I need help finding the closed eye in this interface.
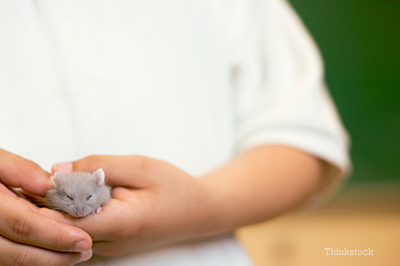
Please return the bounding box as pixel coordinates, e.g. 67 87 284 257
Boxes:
87 195 92 200
67 195 74 200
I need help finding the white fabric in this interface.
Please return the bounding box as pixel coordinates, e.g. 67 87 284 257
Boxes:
0 0 350 265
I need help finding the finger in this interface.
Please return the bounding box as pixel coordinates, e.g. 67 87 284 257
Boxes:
0 182 19 198
0 235 92 266
0 148 52 196
0 184 39 211
0 193 92 252
15 195 41 212
53 155 154 188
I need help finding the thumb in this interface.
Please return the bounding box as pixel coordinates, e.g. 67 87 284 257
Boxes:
0 148 52 196
52 155 152 188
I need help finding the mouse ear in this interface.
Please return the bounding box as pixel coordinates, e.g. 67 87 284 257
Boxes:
92 168 105 186
51 172 61 187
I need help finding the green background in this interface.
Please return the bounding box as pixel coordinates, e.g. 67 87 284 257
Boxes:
288 0 400 182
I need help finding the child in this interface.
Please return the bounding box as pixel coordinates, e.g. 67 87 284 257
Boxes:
0 0 349 265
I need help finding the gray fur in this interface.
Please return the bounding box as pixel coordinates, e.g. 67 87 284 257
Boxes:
46 170 111 218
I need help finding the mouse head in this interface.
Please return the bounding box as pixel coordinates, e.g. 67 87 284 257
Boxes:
49 168 108 218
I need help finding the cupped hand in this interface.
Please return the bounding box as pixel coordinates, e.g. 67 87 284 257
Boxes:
0 148 93 266
47 155 218 256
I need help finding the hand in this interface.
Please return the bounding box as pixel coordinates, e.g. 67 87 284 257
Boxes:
0 148 93 266
45 146 322 257
46 155 218 256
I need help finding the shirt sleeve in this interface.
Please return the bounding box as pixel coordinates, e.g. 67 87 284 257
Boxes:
232 0 351 207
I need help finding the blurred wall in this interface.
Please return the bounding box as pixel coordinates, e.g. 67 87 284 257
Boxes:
288 0 400 182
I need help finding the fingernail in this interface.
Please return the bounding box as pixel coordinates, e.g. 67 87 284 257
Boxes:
78 249 93 262
74 240 90 252
54 162 72 174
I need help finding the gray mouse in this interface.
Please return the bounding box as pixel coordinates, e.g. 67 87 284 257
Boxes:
46 168 111 218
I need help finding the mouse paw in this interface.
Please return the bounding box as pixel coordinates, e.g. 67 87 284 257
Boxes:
95 206 102 214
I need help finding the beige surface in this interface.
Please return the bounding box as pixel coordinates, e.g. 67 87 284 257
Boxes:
236 182 400 266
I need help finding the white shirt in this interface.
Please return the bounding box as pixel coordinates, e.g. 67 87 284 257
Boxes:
0 0 350 265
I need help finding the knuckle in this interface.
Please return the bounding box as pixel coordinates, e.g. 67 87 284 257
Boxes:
76 155 101 171
84 155 98 163
11 216 31 242
22 159 42 179
131 155 151 172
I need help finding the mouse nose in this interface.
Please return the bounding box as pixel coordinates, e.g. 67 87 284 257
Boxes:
76 212 85 218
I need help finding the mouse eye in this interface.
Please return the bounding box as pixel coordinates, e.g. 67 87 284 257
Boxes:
67 195 74 200
87 195 92 200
